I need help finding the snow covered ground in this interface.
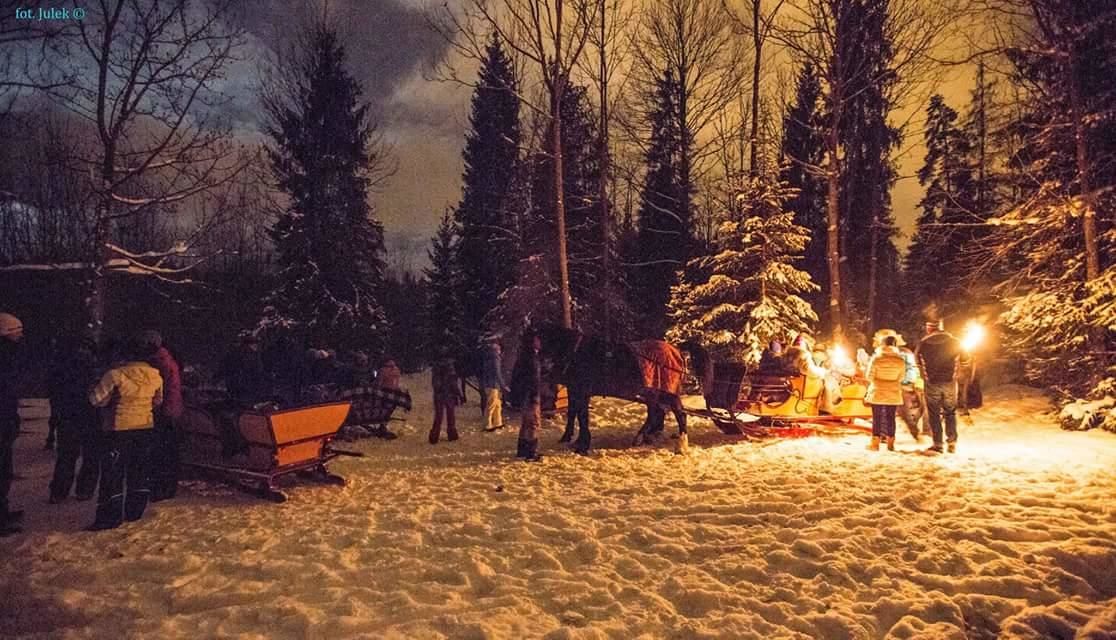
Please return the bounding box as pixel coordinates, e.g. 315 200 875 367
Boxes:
3 377 1116 639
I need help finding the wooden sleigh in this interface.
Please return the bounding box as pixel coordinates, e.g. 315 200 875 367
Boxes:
177 401 360 502
694 373 873 439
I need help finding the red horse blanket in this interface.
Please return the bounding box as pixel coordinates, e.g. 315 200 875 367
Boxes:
629 340 686 395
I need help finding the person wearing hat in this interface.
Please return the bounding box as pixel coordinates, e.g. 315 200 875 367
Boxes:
916 320 961 454
142 331 183 502
47 334 101 503
864 335 906 451
87 336 164 530
481 337 507 432
0 312 25 534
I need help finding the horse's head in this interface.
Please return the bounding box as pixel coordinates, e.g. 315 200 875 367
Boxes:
678 340 713 390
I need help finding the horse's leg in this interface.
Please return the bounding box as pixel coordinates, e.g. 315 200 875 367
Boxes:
573 392 591 455
559 394 575 443
672 397 689 455
638 404 651 444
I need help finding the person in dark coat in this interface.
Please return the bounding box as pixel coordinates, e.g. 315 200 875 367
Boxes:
221 334 269 406
217 334 267 456
757 339 786 375
916 320 961 454
47 335 101 503
0 312 25 535
265 335 306 406
511 331 543 462
481 339 507 432
142 331 183 502
430 357 463 444
957 350 977 416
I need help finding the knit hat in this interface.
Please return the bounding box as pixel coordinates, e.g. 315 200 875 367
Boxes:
0 313 23 338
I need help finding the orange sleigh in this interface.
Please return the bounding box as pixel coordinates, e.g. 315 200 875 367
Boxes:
177 401 360 502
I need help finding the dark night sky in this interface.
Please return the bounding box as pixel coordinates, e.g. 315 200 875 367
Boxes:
218 1 975 265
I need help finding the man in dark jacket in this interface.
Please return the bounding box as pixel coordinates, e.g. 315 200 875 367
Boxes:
511 331 543 462
47 335 101 503
916 321 961 454
0 312 25 535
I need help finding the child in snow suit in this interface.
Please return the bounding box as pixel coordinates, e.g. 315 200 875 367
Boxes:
87 337 164 530
865 335 906 451
430 358 463 444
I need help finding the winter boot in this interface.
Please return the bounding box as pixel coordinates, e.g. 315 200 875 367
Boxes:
447 428 459 442
947 442 956 454
886 437 895 452
867 436 880 451
675 432 690 455
518 438 542 462
516 438 529 459
428 429 440 445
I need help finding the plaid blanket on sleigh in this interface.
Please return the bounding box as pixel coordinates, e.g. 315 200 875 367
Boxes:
339 385 413 425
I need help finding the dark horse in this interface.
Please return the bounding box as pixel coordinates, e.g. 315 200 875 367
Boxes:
513 323 692 455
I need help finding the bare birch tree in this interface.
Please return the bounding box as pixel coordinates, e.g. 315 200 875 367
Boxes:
44 0 248 340
632 0 746 227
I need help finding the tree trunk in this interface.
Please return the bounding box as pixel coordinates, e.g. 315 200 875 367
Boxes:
976 60 987 215
867 212 879 328
1067 48 1103 358
749 0 762 175
552 86 573 329
598 0 611 340
826 80 844 342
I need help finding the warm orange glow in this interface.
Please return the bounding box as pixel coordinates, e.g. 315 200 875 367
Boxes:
961 321 986 352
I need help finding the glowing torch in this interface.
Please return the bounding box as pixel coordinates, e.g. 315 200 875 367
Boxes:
961 321 986 353
828 344 853 372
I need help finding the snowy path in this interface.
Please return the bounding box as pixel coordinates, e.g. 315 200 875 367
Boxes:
3 380 1116 639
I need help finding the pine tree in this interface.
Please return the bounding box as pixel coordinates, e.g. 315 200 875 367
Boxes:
631 70 691 338
456 34 521 349
522 81 607 332
908 94 976 317
667 173 818 364
990 1 1116 402
837 0 902 333
259 21 389 354
424 211 467 361
781 64 827 313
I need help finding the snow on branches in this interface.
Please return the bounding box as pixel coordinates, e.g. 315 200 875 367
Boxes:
667 173 818 364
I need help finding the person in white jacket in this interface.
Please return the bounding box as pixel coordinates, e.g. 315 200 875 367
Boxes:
864 335 906 452
87 337 163 531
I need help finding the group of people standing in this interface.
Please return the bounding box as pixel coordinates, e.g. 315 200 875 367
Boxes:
425 332 546 462
863 320 978 454
0 313 182 537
